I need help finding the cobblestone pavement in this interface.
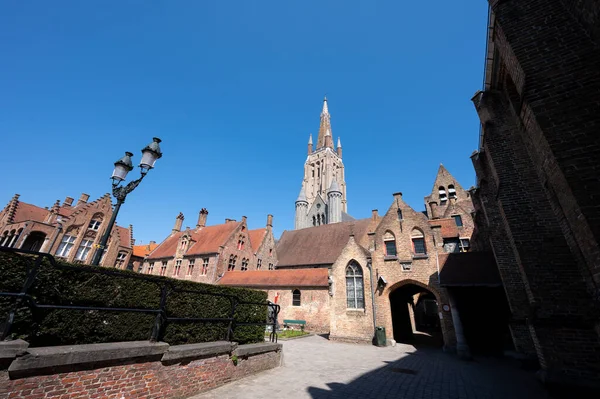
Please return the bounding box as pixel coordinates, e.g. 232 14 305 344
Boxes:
192 335 549 399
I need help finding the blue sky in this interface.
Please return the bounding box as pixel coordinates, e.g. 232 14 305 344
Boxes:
0 1 488 244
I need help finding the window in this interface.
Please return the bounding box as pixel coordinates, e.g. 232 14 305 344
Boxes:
411 229 427 255
453 215 463 227
383 231 397 257
114 251 127 268
88 220 101 231
148 262 155 274
237 237 245 250
228 255 237 271
292 289 301 306
459 238 471 253
269 248 273 256
312 216 316 226
160 261 167 276
346 262 364 309
56 235 76 257
257 259 262 270
241 258 248 271
268 263 274 270
443 238 460 253
187 259 195 276
202 258 209 275
75 239 94 261
174 259 182 276
439 186 447 204
448 184 456 199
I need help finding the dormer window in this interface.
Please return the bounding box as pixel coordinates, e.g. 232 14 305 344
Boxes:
88 220 101 231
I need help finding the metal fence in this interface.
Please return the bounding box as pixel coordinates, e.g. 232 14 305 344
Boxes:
0 246 279 343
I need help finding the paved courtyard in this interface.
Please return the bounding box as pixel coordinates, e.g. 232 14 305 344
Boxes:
192 335 549 399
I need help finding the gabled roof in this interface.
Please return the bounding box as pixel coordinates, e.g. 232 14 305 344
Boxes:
277 219 373 267
428 218 459 238
147 221 241 260
248 228 267 253
439 252 502 287
12 202 50 224
218 269 329 288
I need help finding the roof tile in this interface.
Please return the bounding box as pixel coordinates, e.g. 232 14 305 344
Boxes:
219 269 329 288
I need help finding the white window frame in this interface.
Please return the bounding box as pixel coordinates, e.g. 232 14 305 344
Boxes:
88 220 102 231
56 235 76 258
75 239 94 261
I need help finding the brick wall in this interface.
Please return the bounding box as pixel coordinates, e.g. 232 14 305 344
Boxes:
0 341 281 399
266 288 330 333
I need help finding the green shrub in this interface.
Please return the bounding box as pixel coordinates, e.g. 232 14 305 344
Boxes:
0 251 267 347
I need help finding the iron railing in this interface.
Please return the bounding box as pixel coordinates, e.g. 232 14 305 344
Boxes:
0 246 279 343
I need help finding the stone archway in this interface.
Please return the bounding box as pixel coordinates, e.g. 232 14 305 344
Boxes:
388 280 444 347
21 231 47 252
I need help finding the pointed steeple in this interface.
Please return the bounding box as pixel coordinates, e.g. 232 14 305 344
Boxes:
329 178 341 193
296 185 307 203
324 128 334 149
308 134 313 145
322 96 329 115
336 136 342 158
337 137 341 148
316 97 332 150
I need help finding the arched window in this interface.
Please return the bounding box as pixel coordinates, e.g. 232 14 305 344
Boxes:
241 258 249 271
383 231 397 257
292 289 301 306
346 262 364 309
411 229 427 255
448 184 456 199
313 216 317 226
438 186 447 204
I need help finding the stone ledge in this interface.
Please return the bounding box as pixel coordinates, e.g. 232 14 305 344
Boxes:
234 342 282 357
8 340 169 379
161 341 235 363
0 340 30 368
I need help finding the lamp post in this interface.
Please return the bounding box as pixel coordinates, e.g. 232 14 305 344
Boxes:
90 137 163 266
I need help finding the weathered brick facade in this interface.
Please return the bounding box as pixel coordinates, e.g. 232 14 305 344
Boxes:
267 288 330 334
142 212 277 285
0 193 133 268
470 0 600 390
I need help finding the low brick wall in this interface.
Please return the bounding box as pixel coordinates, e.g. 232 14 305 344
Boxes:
0 340 282 399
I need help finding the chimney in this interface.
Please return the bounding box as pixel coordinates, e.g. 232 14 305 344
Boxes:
429 201 439 219
392 192 403 199
267 214 273 227
63 196 74 207
150 240 156 245
371 209 378 222
173 212 184 233
77 193 90 207
196 208 209 228
225 218 236 223
242 216 247 223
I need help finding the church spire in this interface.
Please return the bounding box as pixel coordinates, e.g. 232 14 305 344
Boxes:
316 97 332 150
308 134 313 154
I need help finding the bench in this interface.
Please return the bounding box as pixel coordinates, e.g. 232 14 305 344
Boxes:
283 319 306 331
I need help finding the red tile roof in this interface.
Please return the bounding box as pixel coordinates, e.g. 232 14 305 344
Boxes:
147 222 241 260
428 218 459 238
248 228 267 253
218 269 329 288
12 202 49 224
276 219 373 267
132 243 159 258
438 252 502 287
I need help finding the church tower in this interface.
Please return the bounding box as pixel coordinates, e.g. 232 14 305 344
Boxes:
294 97 349 229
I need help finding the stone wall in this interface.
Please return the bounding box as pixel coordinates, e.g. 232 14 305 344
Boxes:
0 340 281 399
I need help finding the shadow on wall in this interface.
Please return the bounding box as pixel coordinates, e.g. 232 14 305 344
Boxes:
305 345 550 399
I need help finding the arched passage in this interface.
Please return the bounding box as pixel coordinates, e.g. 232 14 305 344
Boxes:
389 281 443 347
21 231 47 252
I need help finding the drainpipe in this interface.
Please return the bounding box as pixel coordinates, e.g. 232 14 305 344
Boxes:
366 256 377 338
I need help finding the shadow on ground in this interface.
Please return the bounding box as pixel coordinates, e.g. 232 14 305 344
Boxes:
306 345 551 399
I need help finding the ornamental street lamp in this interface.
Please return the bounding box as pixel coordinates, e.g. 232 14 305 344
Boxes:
90 137 163 266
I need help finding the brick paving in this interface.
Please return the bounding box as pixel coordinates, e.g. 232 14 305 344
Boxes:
191 335 549 399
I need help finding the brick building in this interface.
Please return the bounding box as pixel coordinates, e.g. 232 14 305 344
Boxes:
130 241 158 271
142 210 277 284
469 0 600 391
0 193 133 268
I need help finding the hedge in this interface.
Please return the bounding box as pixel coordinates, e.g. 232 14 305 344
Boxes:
0 251 268 347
